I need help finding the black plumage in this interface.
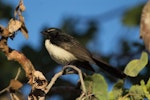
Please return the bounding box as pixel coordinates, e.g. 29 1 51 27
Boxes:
42 28 126 79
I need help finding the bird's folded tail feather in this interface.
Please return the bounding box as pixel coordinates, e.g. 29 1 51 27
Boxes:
92 57 126 79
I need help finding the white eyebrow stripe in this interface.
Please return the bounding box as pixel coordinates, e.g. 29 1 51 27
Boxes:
47 29 56 32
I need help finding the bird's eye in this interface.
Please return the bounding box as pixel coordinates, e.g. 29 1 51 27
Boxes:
53 31 59 38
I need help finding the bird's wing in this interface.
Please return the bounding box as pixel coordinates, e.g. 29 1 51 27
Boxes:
51 34 95 63
50 33 126 79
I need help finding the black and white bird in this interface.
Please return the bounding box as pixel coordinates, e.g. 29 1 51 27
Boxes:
41 28 126 79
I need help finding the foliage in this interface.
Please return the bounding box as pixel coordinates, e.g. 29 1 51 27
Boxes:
124 52 148 77
77 51 148 100
82 74 108 100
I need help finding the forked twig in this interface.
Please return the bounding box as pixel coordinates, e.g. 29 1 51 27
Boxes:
45 65 86 94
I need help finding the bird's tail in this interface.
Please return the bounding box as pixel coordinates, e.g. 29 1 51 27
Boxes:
92 57 126 79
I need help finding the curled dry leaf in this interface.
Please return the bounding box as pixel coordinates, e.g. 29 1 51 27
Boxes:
14 0 25 17
14 5 19 17
0 38 9 54
20 26 28 39
19 1 26 12
13 0 28 39
8 19 22 34
7 18 28 39
19 15 24 23
0 25 10 37
140 1 150 52
32 71 48 89
19 15 28 39
9 79 23 90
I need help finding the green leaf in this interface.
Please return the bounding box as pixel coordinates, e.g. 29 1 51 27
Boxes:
146 78 150 92
140 80 150 99
84 73 108 100
109 80 124 100
124 51 148 77
129 85 144 99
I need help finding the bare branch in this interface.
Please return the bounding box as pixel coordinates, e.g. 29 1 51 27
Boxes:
0 68 24 100
0 0 48 100
63 65 86 93
45 69 64 93
44 65 87 97
15 68 21 80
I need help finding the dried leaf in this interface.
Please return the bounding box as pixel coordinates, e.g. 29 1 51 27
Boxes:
14 5 19 17
140 1 150 52
0 25 10 37
0 38 9 55
14 0 25 17
8 19 22 34
18 13 28 39
9 79 23 90
12 0 28 39
19 1 25 12
32 71 48 89
19 15 24 23
21 24 28 39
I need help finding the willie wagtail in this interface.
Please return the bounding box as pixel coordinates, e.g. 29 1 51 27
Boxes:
41 28 126 79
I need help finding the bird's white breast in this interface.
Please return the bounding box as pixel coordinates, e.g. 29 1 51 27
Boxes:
45 40 77 65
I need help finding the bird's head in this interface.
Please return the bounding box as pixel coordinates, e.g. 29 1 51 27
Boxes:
41 28 62 39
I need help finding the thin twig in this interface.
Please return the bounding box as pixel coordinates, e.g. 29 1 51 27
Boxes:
0 87 8 94
0 68 21 94
45 65 87 98
9 93 20 100
15 67 21 80
0 68 22 96
45 70 64 93
63 65 86 93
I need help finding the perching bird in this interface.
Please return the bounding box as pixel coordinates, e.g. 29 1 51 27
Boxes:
41 28 126 79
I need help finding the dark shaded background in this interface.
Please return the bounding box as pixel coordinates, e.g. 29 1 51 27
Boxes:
0 1 149 100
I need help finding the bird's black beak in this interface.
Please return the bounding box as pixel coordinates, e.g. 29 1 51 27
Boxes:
41 30 47 35
41 30 50 39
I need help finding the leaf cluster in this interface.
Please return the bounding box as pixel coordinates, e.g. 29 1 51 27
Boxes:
79 51 149 100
